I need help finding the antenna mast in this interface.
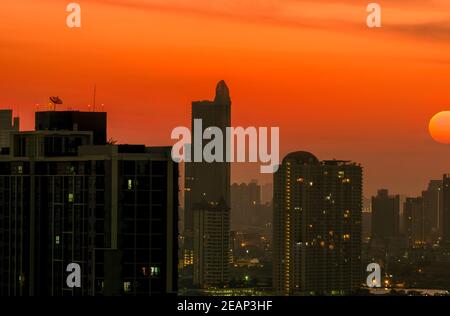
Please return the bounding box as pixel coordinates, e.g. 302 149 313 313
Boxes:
93 85 96 112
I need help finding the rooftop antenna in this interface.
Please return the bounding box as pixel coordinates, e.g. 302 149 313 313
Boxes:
49 96 63 111
93 84 96 112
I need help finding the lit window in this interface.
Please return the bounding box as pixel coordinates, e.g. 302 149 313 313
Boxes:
68 193 74 203
127 179 133 190
123 282 132 293
55 235 60 245
17 165 23 174
150 266 160 276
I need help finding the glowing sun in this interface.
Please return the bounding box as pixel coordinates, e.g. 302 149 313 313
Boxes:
429 111 450 144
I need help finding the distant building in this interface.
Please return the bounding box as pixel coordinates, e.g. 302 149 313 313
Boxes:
273 151 362 295
231 181 261 229
0 113 178 296
362 197 372 243
422 180 443 241
442 175 450 243
404 197 425 247
398 194 407 235
371 189 400 240
0 109 19 154
261 183 273 205
184 81 231 287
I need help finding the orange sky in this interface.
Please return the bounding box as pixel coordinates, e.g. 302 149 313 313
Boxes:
2 0 450 196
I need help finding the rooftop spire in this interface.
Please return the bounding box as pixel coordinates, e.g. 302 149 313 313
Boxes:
214 80 231 105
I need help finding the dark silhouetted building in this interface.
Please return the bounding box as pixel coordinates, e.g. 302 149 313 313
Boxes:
421 180 442 243
273 151 362 295
371 189 400 240
231 181 260 228
261 183 273 205
184 81 231 288
0 110 19 154
231 181 272 230
35 111 107 145
442 174 450 243
0 115 178 296
362 198 372 243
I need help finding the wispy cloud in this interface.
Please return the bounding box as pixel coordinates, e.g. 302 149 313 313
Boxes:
84 0 450 42
37 0 450 45
390 21 450 42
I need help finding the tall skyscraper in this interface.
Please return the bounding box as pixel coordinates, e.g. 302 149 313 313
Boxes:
371 189 400 240
273 151 362 295
0 111 178 296
0 109 19 154
184 81 231 288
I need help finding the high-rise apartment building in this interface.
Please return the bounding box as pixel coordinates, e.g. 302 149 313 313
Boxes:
0 111 178 296
371 189 400 240
273 151 362 295
192 202 229 287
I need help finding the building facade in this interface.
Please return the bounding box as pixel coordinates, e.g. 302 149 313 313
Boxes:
0 112 178 296
273 151 362 295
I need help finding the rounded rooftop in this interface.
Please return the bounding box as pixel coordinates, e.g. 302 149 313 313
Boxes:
282 151 319 164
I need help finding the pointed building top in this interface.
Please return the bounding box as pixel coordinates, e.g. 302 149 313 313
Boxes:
214 80 231 105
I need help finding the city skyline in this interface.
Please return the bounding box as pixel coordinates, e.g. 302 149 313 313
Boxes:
2 96 450 296
2 1 450 197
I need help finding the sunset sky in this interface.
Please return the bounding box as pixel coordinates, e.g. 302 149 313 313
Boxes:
2 0 450 196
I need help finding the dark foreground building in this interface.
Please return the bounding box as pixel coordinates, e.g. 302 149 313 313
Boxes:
273 151 362 295
35 111 107 145
0 112 178 296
